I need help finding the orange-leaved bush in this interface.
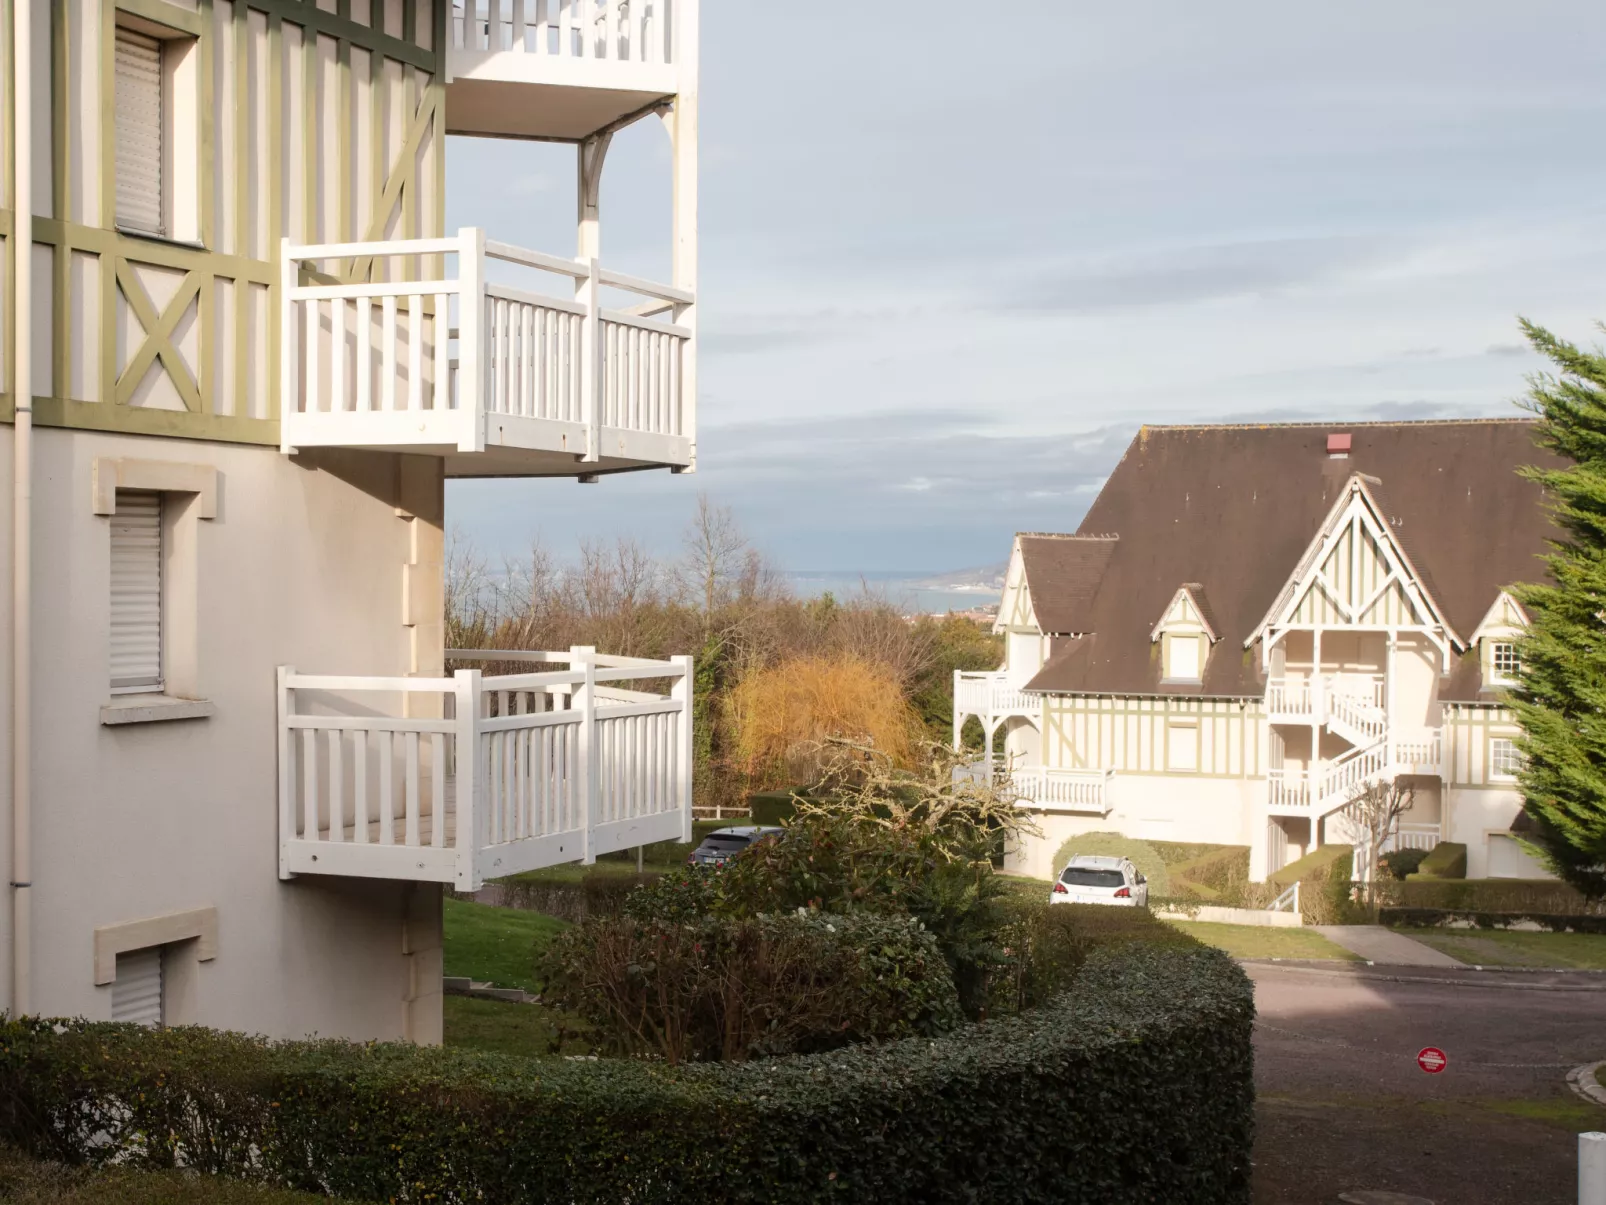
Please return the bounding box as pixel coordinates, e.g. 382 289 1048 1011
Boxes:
723 653 920 785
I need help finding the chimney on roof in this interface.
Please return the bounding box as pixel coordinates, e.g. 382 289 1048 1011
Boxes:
1327 432 1352 458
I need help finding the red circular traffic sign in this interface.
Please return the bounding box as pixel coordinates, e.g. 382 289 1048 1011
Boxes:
1416 1047 1447 1074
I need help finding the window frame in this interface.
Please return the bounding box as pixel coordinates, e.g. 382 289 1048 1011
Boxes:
112 11 202 247
1164 631 1202 683
1489 640 1520 686
109 489 166 696
1488 736 1522 782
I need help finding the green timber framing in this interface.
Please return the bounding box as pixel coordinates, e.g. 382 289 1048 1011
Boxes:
1045 694 1267 779
0 0 448 443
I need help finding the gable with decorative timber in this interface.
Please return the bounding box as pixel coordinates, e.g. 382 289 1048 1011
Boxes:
1252 476 1457 657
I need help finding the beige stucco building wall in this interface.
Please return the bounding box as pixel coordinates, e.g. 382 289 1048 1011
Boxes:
0 426 445 1041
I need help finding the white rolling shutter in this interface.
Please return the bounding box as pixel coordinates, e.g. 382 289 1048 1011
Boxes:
112 947 164 1027
115 27 165 235
111 491 163 693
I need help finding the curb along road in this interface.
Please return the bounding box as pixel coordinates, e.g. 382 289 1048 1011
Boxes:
1237 958 1606 992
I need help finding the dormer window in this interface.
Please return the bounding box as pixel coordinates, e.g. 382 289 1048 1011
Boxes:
1152 583 1216 684
1165 633 1201 682
1490 641 1520 685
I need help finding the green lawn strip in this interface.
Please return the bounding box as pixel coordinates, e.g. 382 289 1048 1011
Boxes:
0 1147 369 1205
441 995 592 1059
1392 926 1606 970
1163 919 1362 961
442 896 568 991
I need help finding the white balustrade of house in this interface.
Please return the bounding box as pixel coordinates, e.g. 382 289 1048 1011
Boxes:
452 0 675 66
1010 766 1112 814
953 670 1037 717
280 231 694 466
276 648 692 891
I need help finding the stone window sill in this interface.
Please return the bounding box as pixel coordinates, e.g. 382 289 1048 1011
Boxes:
100 695 216 726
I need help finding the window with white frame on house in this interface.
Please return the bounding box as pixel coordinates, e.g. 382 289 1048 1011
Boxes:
110 491 163 694
1489 737 1523 780
1490 641 1520 684
1166 633 1201 681
114 20 198 242
1166 721 1199 772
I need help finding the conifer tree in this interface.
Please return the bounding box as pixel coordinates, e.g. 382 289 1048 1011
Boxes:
1508 319 1606 897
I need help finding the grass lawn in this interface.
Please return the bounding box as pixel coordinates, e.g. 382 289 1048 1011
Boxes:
1163 919 1362 961
0 1148 368 1205
442 895 567 991
1391 926 1606 970
501 820 729 886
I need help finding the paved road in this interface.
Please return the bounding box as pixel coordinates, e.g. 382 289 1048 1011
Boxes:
1249 961 1606 1205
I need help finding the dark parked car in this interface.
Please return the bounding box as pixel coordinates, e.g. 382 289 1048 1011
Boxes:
687 825 784 866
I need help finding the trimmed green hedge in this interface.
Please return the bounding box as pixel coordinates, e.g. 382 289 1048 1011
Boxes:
1408 842 1468 880
1380 908 1606 934
0 941 1253 1204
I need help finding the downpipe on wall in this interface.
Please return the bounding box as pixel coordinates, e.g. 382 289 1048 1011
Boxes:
10 0 33 1015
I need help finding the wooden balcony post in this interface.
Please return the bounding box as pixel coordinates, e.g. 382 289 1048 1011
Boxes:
454 668 481 891
672 654 694 843
573 646 598 862
278 239 296 449
579 257 602 462
457 228 487 453
277 666 295 880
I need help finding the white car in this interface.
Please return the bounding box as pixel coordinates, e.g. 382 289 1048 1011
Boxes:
1050 855 1149 907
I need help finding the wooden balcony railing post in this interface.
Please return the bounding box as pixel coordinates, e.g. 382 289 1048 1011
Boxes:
572 646 598 861
277 665 295 880
457 228 487 453
579 257 602 462
672 654 694 842
454 668 481 891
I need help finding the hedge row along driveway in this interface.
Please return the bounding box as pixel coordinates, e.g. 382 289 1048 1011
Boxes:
0 944 1254 1204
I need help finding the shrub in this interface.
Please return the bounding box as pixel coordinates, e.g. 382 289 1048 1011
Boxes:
0 940 1254 1205
1379 847 1430 881
620 864 726 922
1408 842 1468 880
1168 846 1251 901
724 653 922 783
1268 844 1358 924
1050 831 1171 895
1360 877 1605 915
536 910 962 1063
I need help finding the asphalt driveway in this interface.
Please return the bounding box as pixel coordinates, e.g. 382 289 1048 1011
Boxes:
1248 961 1606 1205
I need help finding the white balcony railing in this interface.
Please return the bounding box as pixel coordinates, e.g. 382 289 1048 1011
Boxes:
277 648 692 891
452 0 675 68
1011 767 1113 815
953 671 1037 718
1267 767 1310 811
1267 728 1442 817
280 231 694 471
1382 823 1441 854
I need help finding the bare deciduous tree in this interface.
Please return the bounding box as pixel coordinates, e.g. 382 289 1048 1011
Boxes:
1345 777 1416 882
679 493 749 621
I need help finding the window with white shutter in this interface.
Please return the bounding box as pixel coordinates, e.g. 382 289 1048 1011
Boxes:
111 491 164 694
115 27 166 236
112 946 165 1027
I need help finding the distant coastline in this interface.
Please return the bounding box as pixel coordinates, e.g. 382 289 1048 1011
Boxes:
784 566 1004 616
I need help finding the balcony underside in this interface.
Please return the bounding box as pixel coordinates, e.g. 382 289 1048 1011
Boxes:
286 418 691 479
446 70 675 141
282 790 683 884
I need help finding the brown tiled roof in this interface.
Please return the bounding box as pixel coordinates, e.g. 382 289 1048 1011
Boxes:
1018 535 1117 633
1024 420 1561 697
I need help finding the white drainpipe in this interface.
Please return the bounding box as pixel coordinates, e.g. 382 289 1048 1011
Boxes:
11 0 33 1014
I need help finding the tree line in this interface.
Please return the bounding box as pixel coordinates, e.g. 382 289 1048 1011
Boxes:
447 496 1000 810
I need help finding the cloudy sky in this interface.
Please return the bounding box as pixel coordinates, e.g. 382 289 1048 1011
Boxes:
446 0 1606 574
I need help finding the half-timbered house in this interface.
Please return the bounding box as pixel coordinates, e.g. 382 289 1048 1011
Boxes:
1 0 700 1042
955 420 1559 884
